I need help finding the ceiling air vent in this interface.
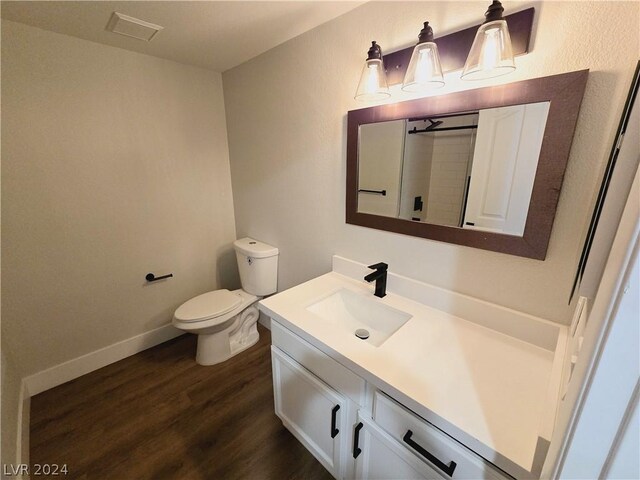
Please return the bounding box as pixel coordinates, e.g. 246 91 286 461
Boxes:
106 12 163 42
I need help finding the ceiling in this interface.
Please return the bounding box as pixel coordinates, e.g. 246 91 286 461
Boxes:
1 1 364 72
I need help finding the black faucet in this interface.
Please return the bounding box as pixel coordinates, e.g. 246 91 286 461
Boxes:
364 262 388 298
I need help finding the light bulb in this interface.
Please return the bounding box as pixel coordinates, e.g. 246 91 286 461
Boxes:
415 49 435 83
480 27 501 72
366 62 381 93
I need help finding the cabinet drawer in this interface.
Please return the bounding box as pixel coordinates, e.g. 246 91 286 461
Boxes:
373 391 509 480
271 320 366 405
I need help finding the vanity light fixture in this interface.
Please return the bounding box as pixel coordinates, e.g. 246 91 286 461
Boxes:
461 0 516 80
355 6 533 101
354 41 391 101
401 22 444 91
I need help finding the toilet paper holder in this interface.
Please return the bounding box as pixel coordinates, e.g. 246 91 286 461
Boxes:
145 272 173 282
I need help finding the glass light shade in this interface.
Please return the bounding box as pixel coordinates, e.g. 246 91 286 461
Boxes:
355 58 390 101
461 20 515 81
402 42 444 91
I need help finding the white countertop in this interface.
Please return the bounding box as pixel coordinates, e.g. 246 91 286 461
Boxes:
259 262 566 479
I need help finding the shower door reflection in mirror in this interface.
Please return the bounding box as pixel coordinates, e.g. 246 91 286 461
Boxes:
357 102 550 236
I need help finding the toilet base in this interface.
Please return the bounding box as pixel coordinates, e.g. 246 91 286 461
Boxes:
195 305 260 366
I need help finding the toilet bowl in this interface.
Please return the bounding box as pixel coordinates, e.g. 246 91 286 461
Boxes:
172 238 279 365
173 289 260 365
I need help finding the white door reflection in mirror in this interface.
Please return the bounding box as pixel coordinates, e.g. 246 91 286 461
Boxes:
463 102 550 235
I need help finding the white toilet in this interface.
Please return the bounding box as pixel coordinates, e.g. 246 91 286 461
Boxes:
172 237 279 366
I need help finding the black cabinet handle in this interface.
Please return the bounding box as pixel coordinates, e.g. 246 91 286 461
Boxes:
353 422 364 458
403 430 457 477
330 405 340 438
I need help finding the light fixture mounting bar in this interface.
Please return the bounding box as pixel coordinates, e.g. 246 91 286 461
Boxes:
383 7 534 85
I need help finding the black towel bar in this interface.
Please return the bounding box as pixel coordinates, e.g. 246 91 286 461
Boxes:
358 189 386 196
145 273 173 282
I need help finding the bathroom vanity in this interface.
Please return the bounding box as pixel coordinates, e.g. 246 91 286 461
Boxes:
258 257 568 479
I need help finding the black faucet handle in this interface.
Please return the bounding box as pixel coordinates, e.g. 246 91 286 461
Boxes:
367 262 388 271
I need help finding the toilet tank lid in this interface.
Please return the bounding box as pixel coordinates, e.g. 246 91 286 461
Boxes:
234 237 279 258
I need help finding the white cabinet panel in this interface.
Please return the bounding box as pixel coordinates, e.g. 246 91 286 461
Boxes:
271 346 346 478
353 415 443 480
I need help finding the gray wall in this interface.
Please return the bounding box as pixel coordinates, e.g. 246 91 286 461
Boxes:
222 0 640 324
1 349 22 466
1 20 238 380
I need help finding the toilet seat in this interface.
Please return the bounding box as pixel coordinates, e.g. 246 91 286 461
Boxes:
174 289 242 323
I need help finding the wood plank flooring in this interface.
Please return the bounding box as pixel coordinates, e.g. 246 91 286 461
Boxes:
30 325 333 480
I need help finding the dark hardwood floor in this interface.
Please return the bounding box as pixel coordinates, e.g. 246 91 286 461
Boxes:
30 325 333 480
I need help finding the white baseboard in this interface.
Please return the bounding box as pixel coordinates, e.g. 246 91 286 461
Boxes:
24 324 183 396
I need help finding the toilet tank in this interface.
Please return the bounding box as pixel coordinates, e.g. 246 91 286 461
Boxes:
234 237 279 296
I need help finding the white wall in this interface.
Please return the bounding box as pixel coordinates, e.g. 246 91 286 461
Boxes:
1 20 238 380
605 397 639 480
223 1 640 323
554 174 639 478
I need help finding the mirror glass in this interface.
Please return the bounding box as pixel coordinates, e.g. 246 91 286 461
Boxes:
357 102 550 236
346 70 589 259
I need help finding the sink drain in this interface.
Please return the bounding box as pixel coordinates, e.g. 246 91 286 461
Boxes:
355 329 370 340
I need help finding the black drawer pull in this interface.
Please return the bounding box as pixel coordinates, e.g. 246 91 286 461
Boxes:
353 422 364 458
330 405 340 438
403 430 457 477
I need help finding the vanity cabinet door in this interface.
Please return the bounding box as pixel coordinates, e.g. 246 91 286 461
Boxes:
353 415 444 480
271 346 347 478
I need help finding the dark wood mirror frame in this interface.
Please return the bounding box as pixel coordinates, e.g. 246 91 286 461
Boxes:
346 70 589 260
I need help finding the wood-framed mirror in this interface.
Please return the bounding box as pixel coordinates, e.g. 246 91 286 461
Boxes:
346 70 588 259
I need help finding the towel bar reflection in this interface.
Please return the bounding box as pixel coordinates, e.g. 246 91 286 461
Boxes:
358 189 387 196
145 273 173 282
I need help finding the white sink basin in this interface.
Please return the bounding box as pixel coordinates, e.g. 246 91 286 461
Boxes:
306 288 412 346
